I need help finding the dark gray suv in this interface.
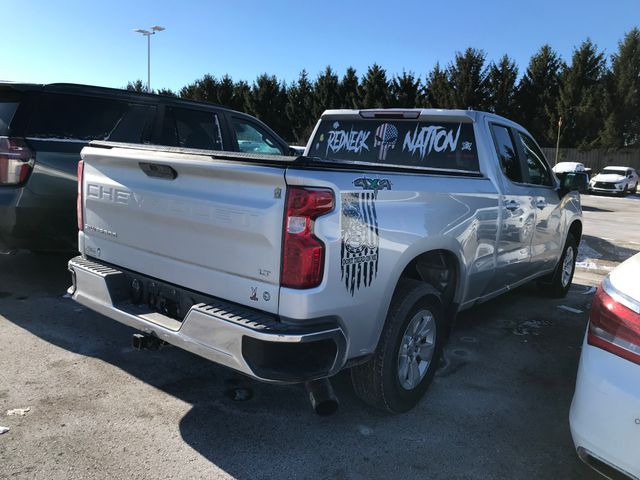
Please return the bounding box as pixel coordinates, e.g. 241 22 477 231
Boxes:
0 83 292 252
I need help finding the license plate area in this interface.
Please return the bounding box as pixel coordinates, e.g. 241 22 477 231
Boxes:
121 272 212 323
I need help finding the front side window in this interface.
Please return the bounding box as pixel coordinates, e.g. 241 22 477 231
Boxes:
518 133 552 186
233 118 283 155
160 107 223 150
490 124 521 182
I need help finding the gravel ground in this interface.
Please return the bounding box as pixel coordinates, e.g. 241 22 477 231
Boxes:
0 193 637 479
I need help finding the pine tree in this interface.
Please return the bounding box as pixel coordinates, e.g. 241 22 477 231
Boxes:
286 70 316 144
515 45 563 146
390 71 423 108
126 79 148 93
217 75 236 110
486 55 518 117
361 63 390 108
425 63 452 108
195 74 219 103
246 74 289 139
557 39 607 148
233 80 250 113
156 88 177 97
314 66 340 117
339 67 361 109
600 28 640 148
179 81 198 100
447 48 489 110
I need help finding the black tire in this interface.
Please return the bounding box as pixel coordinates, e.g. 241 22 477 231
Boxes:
621 185 628 197
540 233 577 298
350 279 445 413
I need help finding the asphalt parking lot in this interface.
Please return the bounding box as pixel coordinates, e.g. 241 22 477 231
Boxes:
1 193 638 480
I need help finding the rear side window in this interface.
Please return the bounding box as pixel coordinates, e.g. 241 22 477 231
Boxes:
159 107 223 150
517 132 552 186
108 104 156 144
490 124 522 182
26 94 136 141
310 119 479 172
0 90 21 136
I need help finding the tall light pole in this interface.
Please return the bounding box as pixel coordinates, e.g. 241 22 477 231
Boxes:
133 25 165 92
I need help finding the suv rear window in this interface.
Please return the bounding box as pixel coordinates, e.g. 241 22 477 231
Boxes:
0 90 21 136
309 119 479 173
25 93 153 142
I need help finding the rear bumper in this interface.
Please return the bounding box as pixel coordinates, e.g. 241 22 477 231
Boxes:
569 337 640 480
0 186 77 252
68 256 347 383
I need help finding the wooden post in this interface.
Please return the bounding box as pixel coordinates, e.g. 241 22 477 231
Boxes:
554 116 562 166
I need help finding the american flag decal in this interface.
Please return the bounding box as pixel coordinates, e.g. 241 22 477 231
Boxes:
341 192 380 296
373 123 399 161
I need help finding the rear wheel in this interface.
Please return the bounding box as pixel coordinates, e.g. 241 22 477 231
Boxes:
351 279 445 413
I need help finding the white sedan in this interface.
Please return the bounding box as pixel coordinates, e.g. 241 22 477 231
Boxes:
570 252 640 479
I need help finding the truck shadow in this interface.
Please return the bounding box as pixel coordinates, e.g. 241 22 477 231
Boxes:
581 234 639 263
0 252 599 479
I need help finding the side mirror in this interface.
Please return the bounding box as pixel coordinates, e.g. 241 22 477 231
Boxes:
558 172 588 197
288 146 306 157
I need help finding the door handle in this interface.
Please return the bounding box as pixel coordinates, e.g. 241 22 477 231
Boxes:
535 199 546 209
504 200 519 211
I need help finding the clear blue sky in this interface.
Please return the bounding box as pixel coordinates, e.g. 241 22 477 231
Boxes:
2 0 638 92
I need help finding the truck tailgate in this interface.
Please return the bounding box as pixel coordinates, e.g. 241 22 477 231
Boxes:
80 145 285 313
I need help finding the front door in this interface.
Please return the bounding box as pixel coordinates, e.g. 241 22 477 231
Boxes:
515 132 563 273
487 123 536 292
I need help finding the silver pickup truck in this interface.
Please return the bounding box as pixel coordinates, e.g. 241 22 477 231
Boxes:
68 109 582 414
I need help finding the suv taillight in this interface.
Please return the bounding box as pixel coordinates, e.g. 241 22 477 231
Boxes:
281 187 334 289
77 160 84 231
588 282 640 365
0 137 34 185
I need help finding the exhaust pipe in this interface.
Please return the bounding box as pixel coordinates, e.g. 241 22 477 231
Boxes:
305 378 339 416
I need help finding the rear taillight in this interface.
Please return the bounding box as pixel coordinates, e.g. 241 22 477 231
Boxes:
281 187 334 289
77 160 84 231
588 281 640 365
0 136 34 185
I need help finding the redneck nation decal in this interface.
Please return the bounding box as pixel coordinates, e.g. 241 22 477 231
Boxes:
313 120 479 172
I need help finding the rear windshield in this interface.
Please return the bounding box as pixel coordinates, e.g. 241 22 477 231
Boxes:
0 90 21 136
25 93 154 143
309 118 479 173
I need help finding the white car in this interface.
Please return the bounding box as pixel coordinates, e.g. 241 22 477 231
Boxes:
589 166 638 195
553 162 586 174
570 252 640 479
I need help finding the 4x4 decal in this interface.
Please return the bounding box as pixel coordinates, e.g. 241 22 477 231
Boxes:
353 177 392 194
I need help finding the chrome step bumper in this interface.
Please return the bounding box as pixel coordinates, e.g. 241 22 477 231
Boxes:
68 256 347 383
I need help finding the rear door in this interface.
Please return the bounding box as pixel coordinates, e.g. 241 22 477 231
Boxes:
487 123 536 290
22 93 156 246
81 146 286 313
515 131 563 273
156 106 228 151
